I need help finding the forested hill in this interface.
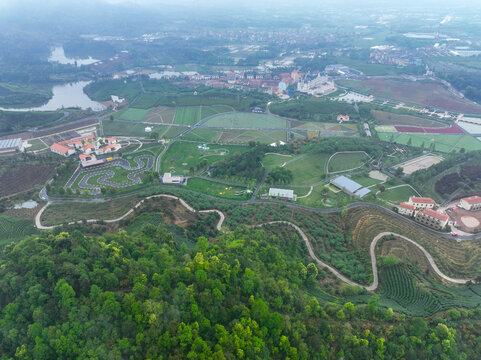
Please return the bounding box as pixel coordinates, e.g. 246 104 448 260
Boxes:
0 224 477 359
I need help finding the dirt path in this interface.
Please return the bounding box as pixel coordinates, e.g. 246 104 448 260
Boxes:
36 196 472 291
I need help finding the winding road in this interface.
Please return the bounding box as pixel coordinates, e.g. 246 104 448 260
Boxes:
35 195 473 291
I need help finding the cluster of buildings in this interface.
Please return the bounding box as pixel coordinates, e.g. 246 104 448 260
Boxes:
398 197 448 230
370 46 421 67
297 74 337 96
50 134 121 159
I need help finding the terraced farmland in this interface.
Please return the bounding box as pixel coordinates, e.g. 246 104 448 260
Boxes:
0 215 37 246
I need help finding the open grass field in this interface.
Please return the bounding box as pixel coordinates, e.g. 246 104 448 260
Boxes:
102 120 162 137
0 215 37 247
200 105 233 119
352 175 383 187
162 125 188 138
174 107 201 126
186 178 248 200
379 133 481 153
284 153 329 185
40 196 142 226
339 78 481 114
378 185 417 203
372 110 446 128
262 153 294 169
142 106 176 124
328 152 369 173
160 142 249 175
204 112 287 129
114 108 150 122
184 129 288 144
26 139 48 151
346 206 481 280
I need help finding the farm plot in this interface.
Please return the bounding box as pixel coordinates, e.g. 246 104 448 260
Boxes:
0 164 56 197
174 107 201 126
204 112 287 129
327 151 369 173
142 106 176 124
186 129 288 144
284 153 330 185
340 78 481 114
114 108 149 122
40 196 142 226
372 110 446 128
200 105 233 119
103 121 162 137
0 215 37 247
378 133 479 153
186 178 249 200
160 142 248 175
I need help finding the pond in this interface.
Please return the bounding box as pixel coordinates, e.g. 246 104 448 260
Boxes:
0 81 106 112
13 200 38 209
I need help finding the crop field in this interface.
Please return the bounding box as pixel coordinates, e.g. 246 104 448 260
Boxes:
186 178 249 200
0 164 56 197
262 153 293 169
200 105 233 119
160 142 248 175
40 196 142 226
378 133 481 153
0 215 37 247
142 106 176 124
378 264 481 316
346 207 481 279
339 78 481 114
378 185 417 203
284 153 329 185
328 152 369 173
114 108 150 122
204 112 287 129
371 110 446 128
173 107 201 125
182 129 224 142
102 120 158 137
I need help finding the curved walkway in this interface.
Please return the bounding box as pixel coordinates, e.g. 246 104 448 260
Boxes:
36 196 472 291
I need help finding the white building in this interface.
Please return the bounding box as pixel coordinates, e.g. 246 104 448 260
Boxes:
161 173 184 184
459 196 481 211
398 202 415 216
268 188 295 201
408 196 436 210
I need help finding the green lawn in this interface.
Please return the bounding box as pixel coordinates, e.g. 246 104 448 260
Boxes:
204 112 287 129
174 107 201 125
262 153 293 169
284 153 330 186
328 152 370 173
353 175 383 187
103 121 165 137
378 185 417 203
182 129 223 142
200 105 233 120
161 142 249 175
186 178 249 200
378 133 473 153
115 108 149 121
26 139 47 151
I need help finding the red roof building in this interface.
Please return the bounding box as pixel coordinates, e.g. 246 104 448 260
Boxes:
408 196 436 210
415 208 449 229
460 195 481 211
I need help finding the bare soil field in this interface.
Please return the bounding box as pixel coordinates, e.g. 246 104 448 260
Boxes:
448 207 481 233
395 154 444 175
346 79 481 114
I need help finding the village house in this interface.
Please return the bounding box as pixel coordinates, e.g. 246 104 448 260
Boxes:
408 196 436 210
459 196 481 211
398 202 415 217
161 172 184 184
415 208 449 230
337 115 350 123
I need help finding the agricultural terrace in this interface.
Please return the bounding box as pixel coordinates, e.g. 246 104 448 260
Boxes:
0 215 37 247
204 112 287 129
160 142 249 175
378 133 481 153
284 153 330 185
186 178 249 200
339 78 481 114
327 151 370 173
371 110 446 128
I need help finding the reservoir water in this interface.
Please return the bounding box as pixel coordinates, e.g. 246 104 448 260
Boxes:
0 81 106 112
48 46 99 67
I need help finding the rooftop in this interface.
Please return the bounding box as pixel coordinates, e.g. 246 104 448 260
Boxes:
0 138 22 150
399 202 415 210
421 208 449 222
461 195 481 205
331 175 363 193
269 188 294 199
410 196 435 205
